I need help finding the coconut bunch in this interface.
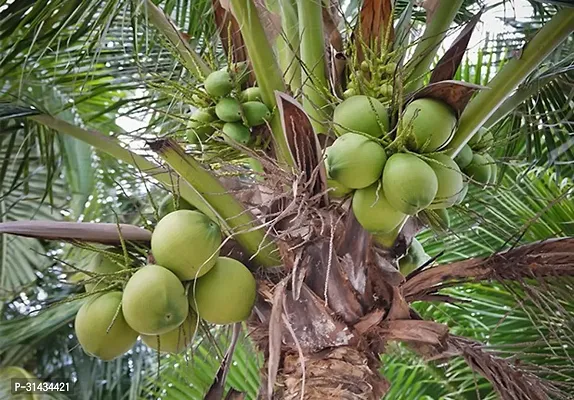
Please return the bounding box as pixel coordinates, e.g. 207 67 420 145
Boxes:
455 127 498 187
73 208 256 360
325 92 482 238
187 62 271 147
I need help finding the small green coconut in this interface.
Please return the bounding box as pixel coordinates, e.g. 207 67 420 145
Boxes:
204 69 233 97
215 97 242 122
474 129 494 151
454 180 469 205
327 178 353 198
454 144 473 170
222 122 251 145
242 101 271 127
186 109 216 144
403 98 457 152
382 153 438 215
467 127 485 148
352 182 406 234
239 87 262 102
158 193 195 219
122 265 189 335
141 312 198 354
333 95 389 138
190 257 256 325
399 238 431 276
464 153 491 185
325 133 387 189
83 249 127 292
151 210 221 280
75 292 139 361
426 154 464 209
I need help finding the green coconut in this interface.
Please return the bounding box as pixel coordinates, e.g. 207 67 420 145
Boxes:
382 153 438 215
333 95 389 138
468 127 485 148
399 238 431 276
158 193 195 219
215 97 242 122
187 109 216 144
484 154 498 184
352 182 406 234
474 129 494 151
325 133 387 189
222 122 251 145
454 144 473 170
239 87 262 102
75 292 138 361
152 210 221 280
435 208 451 228
454 180 469 205
141 312 198 353
426 154 464 209
190 257 256 325
372 221 405 248
122 265 188 335
83 249 126 292
327 178 353 198
464 153 491 185
242 101 271 127
0 367 39 400
403 98 457 152
204 69 233 97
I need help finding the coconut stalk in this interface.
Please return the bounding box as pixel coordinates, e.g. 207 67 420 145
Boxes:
143 0 211 79
447 8 574 156
406 0 464 92
296 0 330 133
30 114 279 268
229 0 295 167
273 0 302 92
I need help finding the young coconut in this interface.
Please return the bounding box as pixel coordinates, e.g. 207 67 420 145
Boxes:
204 69 233 97
333 95 389 138
382 153 438 215
327 178 353 198
464 153 491 185
222 122 251 145
454 144 473 170
75 292 138 361
325 133 387 189
141 311 199 353
242 101 271 127
352 182 406 234
474 129 494 151
186 109 216 144
190 257 256 325
239 87 262 102
455 180 469 205
426 154 464 209
215 97 242 122
151 210 221 280
399 238 431 276
122 265 189 335
83 249 127 292
467 127 485 148
158 193 195 219
402 98 457 152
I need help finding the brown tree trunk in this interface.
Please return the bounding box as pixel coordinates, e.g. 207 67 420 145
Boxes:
280 347 388 400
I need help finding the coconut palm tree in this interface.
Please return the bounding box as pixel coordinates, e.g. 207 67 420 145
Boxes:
1 0 574 399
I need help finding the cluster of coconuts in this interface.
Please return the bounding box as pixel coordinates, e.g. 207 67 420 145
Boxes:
454 127 497 188
74 207 256 361
326 95 471 243
187 63 271 146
